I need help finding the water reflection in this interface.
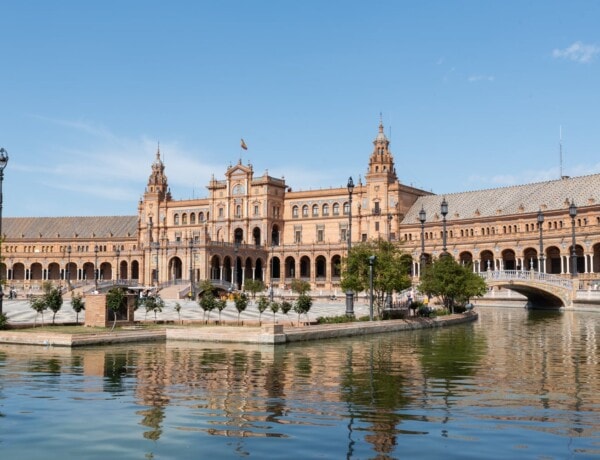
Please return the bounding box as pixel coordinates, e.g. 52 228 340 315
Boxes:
0 309 598 459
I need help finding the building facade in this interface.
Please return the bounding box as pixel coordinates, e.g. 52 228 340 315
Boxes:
3 123 600 296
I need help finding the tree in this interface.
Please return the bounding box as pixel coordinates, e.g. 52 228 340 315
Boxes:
256 295 269 324
216 298 227 323
106 287 127 331
233 292 249 325
341 239 412 319
43 284 63 325
418 256 487 313
30 296 47 327
144 295 164 322
290 278 311 295
280 300 293 324
269 300 280 323
198 291 216 322
71 292 85 324
294 293 313 325
244 279 265 299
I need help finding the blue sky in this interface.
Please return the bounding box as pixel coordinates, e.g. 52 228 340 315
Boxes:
1 1 599 217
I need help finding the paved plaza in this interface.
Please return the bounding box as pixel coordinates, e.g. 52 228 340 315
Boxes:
2 296 374 325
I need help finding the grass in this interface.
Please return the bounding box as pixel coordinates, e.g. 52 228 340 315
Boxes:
5 323 165 334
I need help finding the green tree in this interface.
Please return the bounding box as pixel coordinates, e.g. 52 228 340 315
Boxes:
30 296 47 327
144 295 164 322
0 312 7 330
106 287 127 331
256 295 269 324
42 283 63 325
216 298 227 323
280 300 293 324
244 279 265 299
418 256 487 313
290 278 311 295
233 292 249 325
71 292 85 324
198 291 216 322
269 300 280 323
340 239 412 319
294 293 313 325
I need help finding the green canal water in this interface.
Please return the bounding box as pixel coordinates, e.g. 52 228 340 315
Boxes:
0 308 598 459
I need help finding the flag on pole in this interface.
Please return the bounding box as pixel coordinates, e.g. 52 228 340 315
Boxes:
240 138 248 150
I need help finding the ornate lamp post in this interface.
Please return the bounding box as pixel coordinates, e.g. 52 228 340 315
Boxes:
269 242 274 302
115 247 120 282
345 176 355 317
188 236 194 299
537 210 544 273
368 255 376 321
387 213 393 242
94 244 99 290
66 245 72 290
0 148 7 315
419 206 427 271
440 197 449 257
233 242 239 290
569 200 577 277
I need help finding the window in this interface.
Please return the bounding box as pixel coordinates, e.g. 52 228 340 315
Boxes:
236 205 242 218
317 229 324 242
322 204 329 216
302 205 309 217
174 214 180 225
254 205 259 216
218 208 224 218
343 202 350 215
333 203 340 216
292 205 299 218
295 230 302 243
182 213 187 225
190 213 196 224
375 222 380 232
341 228 347 242
312 204 319 217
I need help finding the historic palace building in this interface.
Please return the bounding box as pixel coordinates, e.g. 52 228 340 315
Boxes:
4 122 600 296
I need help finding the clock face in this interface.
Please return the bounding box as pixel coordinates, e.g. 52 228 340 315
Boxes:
233 184 245 195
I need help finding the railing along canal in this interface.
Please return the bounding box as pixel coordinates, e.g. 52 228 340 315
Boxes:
479 270 573 289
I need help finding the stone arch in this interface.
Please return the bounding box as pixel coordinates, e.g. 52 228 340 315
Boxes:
255 258 264 283
271 224 280 245
252 227 261 246
523 247 538 271
480 250 494 271
502 249 516 270
131 260 140 281
47 262 61 280
169 256 183 281
271 256 281 279
210 255 221 280
315 255 327 279
13 262 25 282
331 255 342 278
234 228 244 244
31 262 43 281
285 256 296 278
593 243 600 273
459 251 473 266
546 246 561 274
300 255 311 278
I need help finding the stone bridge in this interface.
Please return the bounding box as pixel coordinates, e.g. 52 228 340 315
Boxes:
479 270 575 309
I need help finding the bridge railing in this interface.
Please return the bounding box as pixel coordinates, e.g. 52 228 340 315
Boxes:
479 270 573 289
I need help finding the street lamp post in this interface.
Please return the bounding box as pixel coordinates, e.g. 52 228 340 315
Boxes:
188 236 194 299
419 206 427 272
368 255 376 321
233 242 239 290
440 197 449 257
94 245 99 291
269 243 274 302
537 210 544 273
0 148 8 315
66 245 72 291
115 247 120 283
569 200 578 277
387 213 393 242
345 177 355 317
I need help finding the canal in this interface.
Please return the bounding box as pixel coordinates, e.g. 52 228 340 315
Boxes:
0 308 598 459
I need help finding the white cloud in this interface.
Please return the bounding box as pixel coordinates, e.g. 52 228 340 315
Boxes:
468 75 495 83
552 41 600 63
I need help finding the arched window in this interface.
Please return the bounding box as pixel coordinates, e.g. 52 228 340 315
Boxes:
302 205 309 217
332 203 340 215
182 213 187 225
322 204 329 216
190 213 196 224
343 202 350 215
312 204 319 217
174 214 180 225
292 205 299 218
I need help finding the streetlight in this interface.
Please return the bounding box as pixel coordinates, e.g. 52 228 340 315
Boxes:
188 237 194 299
440 197 449 257
387 213 393 242
94 244 99 291
0 147 7 315
115 246 120 283
419 206 427 271
66 245 72 290
368 255 376 321
233 242 239 290
269 242 274 302
569 200 577 277
537 210 544 273
346 176 355 317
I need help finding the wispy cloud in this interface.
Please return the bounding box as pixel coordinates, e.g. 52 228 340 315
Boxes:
552 41 600 63
468 75 495 83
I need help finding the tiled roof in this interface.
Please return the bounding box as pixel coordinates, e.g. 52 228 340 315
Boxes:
3 216 138 240
402 174 600 224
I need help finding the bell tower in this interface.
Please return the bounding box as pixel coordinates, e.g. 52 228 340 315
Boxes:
365 120 397 184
